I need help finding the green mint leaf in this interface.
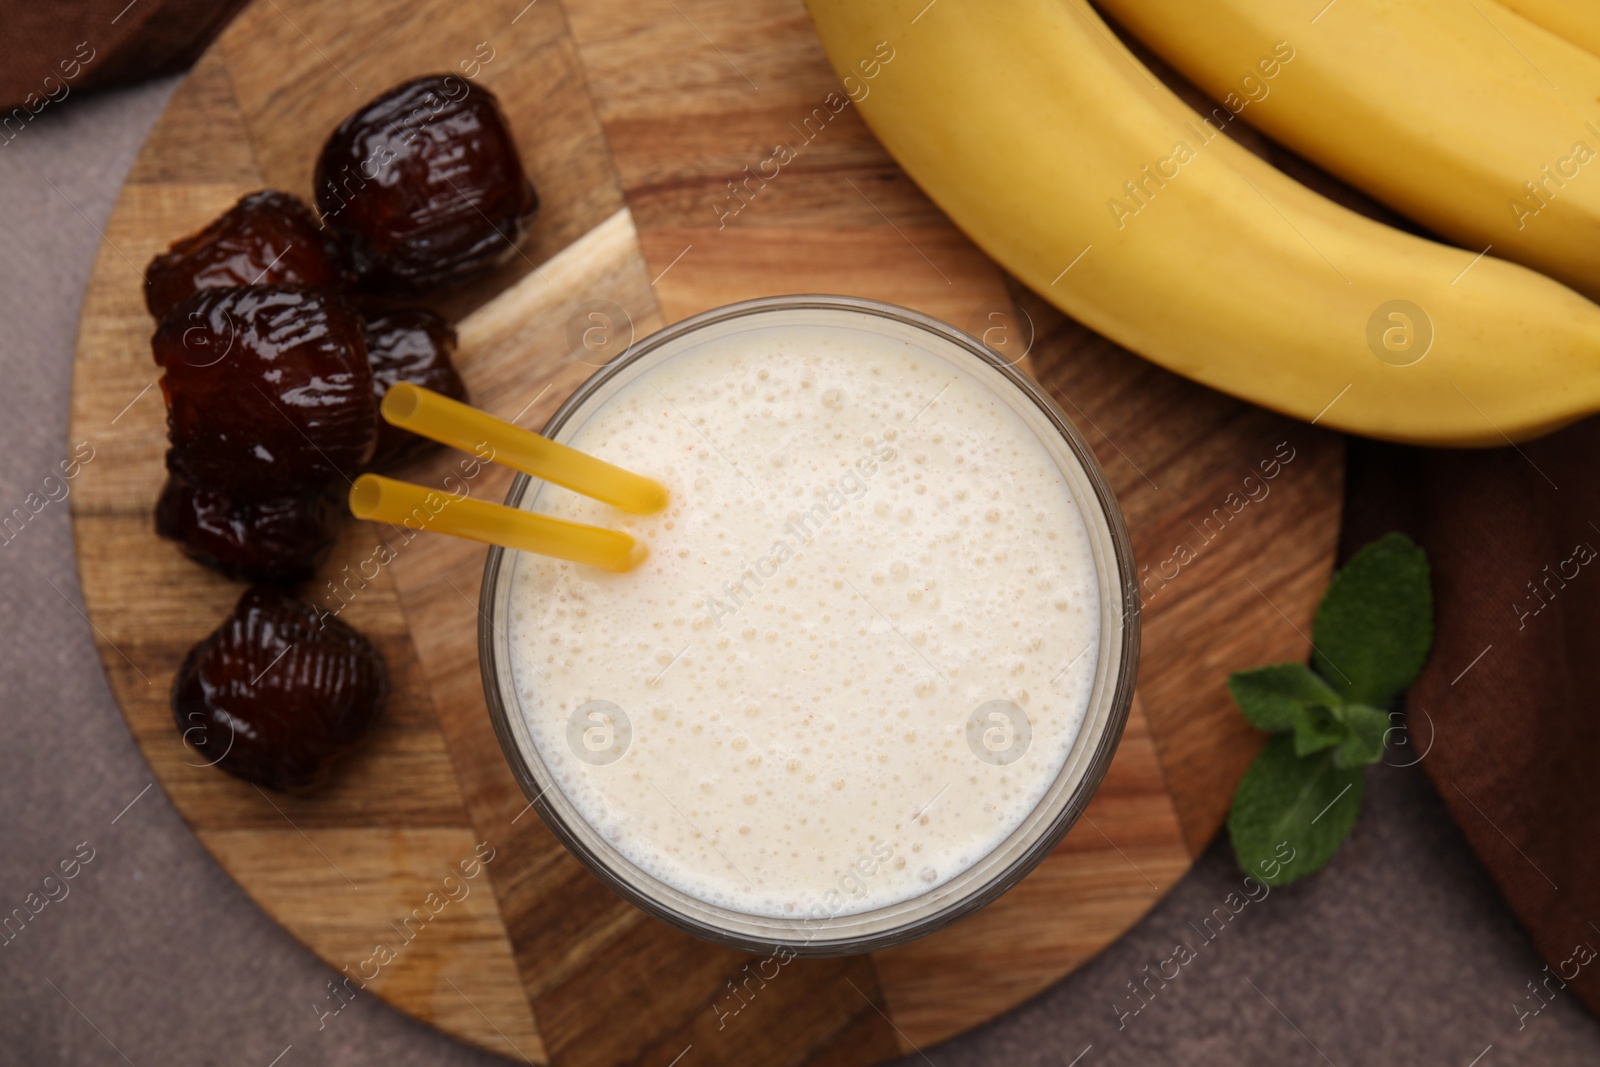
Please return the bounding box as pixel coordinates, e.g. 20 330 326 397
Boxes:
1228 735 1366 887
1228 663 1342 732
1311 533 1433 706
1288 704 1344 757
1333 703 1388 768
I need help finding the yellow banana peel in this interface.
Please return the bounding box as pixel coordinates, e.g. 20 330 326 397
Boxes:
806 0 1600 445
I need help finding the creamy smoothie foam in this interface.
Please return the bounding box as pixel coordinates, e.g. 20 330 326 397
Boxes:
506 321 1101 919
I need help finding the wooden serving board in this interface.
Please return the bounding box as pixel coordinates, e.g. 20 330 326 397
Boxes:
68 0 1342 1061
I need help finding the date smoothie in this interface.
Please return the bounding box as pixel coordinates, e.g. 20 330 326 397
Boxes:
501 306 1108 924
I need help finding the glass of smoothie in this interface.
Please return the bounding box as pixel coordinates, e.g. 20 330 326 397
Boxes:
479 295 1138 955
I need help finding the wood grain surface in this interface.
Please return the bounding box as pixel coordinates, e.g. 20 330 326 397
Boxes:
67 0 1343 1061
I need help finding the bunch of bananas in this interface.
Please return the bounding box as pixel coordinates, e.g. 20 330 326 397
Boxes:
805 0 1600 445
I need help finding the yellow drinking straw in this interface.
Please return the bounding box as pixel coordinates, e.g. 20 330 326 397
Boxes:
348 474 648 573
380 382 669 515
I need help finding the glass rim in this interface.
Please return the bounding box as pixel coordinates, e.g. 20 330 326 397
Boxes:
478 294 1141 956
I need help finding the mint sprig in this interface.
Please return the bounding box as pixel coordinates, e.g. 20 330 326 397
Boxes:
1227 533 1432 887
1311 533 1434 706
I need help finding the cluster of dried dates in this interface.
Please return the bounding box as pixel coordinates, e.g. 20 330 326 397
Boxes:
148 75 537 792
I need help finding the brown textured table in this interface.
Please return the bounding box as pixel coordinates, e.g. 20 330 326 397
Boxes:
4 53 1600 1067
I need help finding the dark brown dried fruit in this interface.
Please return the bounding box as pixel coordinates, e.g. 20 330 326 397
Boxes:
155 477 341 583
364 310 467 466
315 75 539 296
153 285 376 499
144 191 343 321
173 585 389 793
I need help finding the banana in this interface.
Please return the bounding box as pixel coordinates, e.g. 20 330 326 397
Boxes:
1497 0 1600 59
804 0 1600 446
1094 0 1600 301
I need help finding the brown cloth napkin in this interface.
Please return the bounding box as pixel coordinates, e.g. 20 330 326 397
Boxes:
0 0 245 116
1344 426 1600 1019
12 0 1599 1025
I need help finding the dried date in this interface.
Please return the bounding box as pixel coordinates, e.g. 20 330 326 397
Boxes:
315 75 538 296
153 285 376 499
155 478 341 583
145 191 343 321
172 585 389 793
363 309 467 465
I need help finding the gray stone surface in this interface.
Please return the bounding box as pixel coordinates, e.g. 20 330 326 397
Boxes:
2 77 1597 1066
